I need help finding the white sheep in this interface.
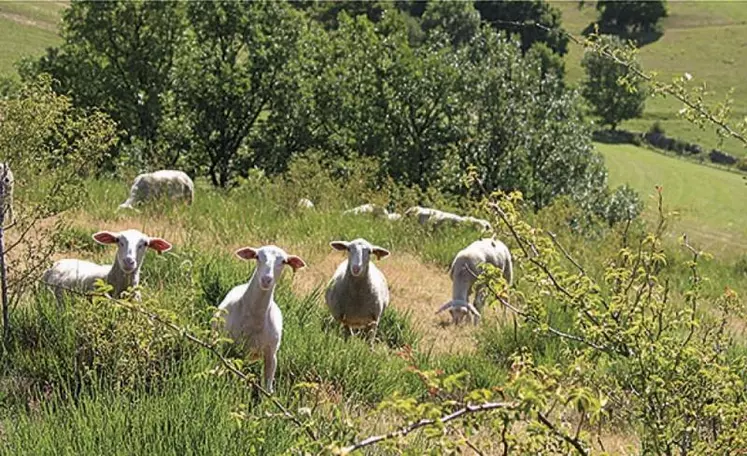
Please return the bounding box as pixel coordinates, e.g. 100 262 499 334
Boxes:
213 245 306 393
436 238 513 325
325 238 390 342
343 203 388 217
386 212 402 221
119 170 194 210
298 198 315 209
404 206 466 226
0 163 13 225
463 216 493 232
42 229 172 304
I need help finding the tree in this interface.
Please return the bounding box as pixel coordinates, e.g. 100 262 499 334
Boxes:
421 0 481 47
173 1 304 187
474 0 569 55
28 1 185 166
581 35 647 130
597 0 668 34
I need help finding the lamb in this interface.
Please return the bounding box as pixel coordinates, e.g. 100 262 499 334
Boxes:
298 198 315 209
42 229 172 304
0 163 13 225
213 245 306 393
436 238 513 325
405 206 492 232
325 238 390 343
119 170 194 210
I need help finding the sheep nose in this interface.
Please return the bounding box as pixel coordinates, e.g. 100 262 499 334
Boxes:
260 276 273 288
351 265 361 275
123 258 136 269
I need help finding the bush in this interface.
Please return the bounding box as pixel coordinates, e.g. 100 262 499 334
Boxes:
736 157 747 172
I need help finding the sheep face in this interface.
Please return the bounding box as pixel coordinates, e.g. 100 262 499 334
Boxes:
235 245 306 291
93 229 172 274
330 238 389 277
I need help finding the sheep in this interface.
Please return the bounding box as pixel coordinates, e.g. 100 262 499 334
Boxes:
436 238 513 325
298 198 315 209
404 206 466 227
463 216 493 232
213 245 306 393
386 212 402 221
119 170 194 210
42 229 172 304
325 238 390 343
343 203 388 217
0 163 13 225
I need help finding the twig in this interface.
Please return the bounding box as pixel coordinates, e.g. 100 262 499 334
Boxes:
548 231 586 276
465 436 485 456
537 412 589 456
340 401 518 454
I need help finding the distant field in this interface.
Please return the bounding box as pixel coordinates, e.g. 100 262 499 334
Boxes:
0 2 64 78
599 141 747 256
556 1 747 158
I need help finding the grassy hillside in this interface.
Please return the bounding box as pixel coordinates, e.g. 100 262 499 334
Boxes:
0 2 64 78
599 142 747 257
556 1 747 158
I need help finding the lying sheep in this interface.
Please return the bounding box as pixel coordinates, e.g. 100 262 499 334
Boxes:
405 206 491 232
298 198 315 209
42 229 172 304
343 203 388 217
325 238 390 343
119 170 194 210
214 245 306 393
0 163 13 225
437 238 513 325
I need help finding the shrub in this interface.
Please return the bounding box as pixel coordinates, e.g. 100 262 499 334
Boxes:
736 157 747 172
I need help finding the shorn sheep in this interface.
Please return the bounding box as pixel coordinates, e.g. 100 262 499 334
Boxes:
298 198 315 209
119 170 194 209
437 238 513 325
0 163 13 225
42 229 172 304
344 204 402 221
405 206 491 232
214 245 306 393
325 238 390 343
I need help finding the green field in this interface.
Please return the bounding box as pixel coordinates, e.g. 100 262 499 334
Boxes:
599 142 747 256
0 2 64 78
556 1 747 158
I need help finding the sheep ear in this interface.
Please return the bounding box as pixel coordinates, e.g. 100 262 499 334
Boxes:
93 231 119 245
372 246 390 260
235 247 258 261
284 255 306 271
148 238 172 254
330 241 349 251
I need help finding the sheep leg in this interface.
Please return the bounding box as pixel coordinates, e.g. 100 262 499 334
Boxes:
366 322 378 348
263 350 277 394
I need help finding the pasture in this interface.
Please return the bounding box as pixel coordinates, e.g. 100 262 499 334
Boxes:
0 2 63 79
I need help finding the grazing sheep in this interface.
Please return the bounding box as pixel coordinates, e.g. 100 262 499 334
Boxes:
325 238 390 342
463 216 493 232
42 229 172 304
119 170 194 210
298 198 315 209
214 245 306 393
437 238 513 325
0 163 13 225
405 206 492 232
386 212 402 221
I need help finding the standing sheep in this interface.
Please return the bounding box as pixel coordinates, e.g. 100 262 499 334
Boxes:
42 229 172 304
325 238 390 343
437 238 513 325
214 245 306 393
0 163 13 225
119 170 194 210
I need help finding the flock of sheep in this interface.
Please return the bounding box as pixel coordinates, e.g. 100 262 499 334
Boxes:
36 169 513 393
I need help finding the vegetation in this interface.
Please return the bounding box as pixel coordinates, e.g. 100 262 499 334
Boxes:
596 0 668 35
581 34 647 130
0 1 746 454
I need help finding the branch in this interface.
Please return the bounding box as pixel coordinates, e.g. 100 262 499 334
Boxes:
547 231 586 276
537 412 590 456
341 401 518 454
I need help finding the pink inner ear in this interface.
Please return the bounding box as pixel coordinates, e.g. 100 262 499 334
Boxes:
148 238 172 253
285 255 306 271
235 247 258 261
93 231 118 245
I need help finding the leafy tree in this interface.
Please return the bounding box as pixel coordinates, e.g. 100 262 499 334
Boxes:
581 34 647 130
28 1 185 164
421 0 481 47
597 0 668 34
173 1 303 187
474 0 569 55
